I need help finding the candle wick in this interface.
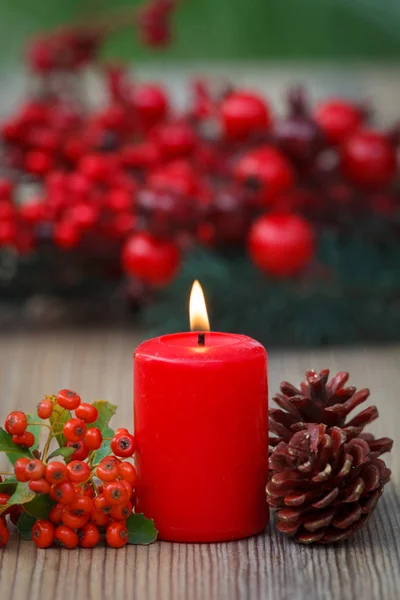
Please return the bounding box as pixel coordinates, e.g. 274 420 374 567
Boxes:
198 333 205 347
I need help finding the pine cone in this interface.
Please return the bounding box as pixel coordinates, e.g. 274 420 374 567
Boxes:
267 423 392 543
270 369 393 454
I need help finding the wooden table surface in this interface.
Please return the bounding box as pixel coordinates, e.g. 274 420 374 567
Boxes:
0 328 398 600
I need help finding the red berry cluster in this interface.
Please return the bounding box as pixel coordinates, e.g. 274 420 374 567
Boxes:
0 8 399 296
0 390 148 550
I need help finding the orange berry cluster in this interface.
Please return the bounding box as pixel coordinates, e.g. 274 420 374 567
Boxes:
0 390 141 549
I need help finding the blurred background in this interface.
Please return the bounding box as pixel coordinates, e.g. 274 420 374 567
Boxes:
0 0 400 346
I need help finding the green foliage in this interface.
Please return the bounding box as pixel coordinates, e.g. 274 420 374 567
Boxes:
126 513 158 545
141 224 400 347
0 476 17 495
0 482 35 515
23 494 55 519
26 414 41 451
91 401 117 432
49 402 71 447
1 0 400 64
92 427 114 465
17 513 36 540
47 446 75 461
0 428 33 465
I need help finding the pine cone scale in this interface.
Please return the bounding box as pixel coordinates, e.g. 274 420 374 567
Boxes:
325 371 349 398
312 487 339 509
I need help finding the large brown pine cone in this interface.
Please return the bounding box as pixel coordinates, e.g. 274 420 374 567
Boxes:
267 423 392 543
270 369 393 454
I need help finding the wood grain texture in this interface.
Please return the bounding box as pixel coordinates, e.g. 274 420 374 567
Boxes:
0 328 399 600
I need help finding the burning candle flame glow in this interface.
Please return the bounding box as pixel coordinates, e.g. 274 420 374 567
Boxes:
189 280 210 332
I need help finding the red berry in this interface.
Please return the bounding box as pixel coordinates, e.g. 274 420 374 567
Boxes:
29 128 59 152
110 501 133 521
0 519 9 547
153 122 196 159
45 461 68 484
32 520 55 548
114 428 129 436
29 478 51 494
67 203 98 231
315 99 364 145
94 493 112 514
103 481 129 505
5 411 28 435
84 427 102 450
49 503 64 524
248 213 315 277
14 457 31 482
78 523 100 548
54 525 79 549
111 433 136 458
37 399 53 419
221 91 271 140
61 508 89 529
91 509 110 526
120 479 134 499
132 83 168 126
106 521 128 548
25 459 45 481
12 431 35 448
75 403 98 423
50 481 76 504
147 160 199 196
63 418 86 443
106 189 134 213
79 154 110 183
54 221 81 249
96 457 120 482
74 481 94 498
121 142 161 170
122 232 180 286
341 129 397 188
66 441 90 461
25 150 53 176
69 495 93 515
66 460 90 483
0 493 10 506
234 146 294 205
118 462 137 484
57 389 81 410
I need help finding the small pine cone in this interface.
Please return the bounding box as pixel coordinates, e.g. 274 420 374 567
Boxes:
270 369 393 454
267 423 392 544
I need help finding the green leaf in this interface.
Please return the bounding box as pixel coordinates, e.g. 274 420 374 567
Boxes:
92 427 114 464
0 476 17 495
17 512 36 541
47 446 75 462
24 494 55 519
126 513 158 545
49 402 71 447
0 482 35 515
91 400 117 432
26 414 41 451
0 428 33 465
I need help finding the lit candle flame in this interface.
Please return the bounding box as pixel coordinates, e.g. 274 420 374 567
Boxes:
189 280 210 332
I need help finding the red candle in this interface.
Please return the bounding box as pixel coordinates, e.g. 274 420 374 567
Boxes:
134 282 268 542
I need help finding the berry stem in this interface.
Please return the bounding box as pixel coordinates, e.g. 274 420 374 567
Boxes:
28 421 52 429
41 408 65 463
0 472 14 477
